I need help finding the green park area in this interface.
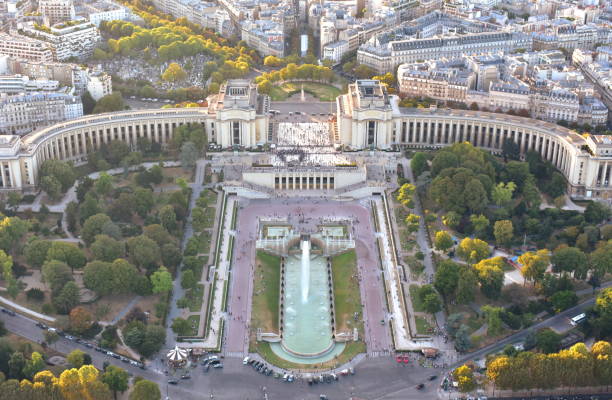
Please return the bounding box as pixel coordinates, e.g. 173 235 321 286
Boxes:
268 82 342 102
331 250 364 336
250 250 281 333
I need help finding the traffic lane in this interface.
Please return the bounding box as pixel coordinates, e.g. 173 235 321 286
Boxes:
0 313 160 380
270 101 336 115
454 298 596 367
172 357 438 400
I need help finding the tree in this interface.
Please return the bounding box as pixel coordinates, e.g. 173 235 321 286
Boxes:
434 260 459 301
481 305 503 336
584 201 610 224
22 352 45 379
162 63 187 82
522 176 541 209
491 182 516 207
39 159 77 193
8 352 25 379
82 91 96 114
550 290 578 312
91 235 124 262
457 266 478 304
134 188 155 217
552 246 587 278
46 241 86 271
518 250 550 285
455 324 472 352
493 220 514 247
159 205 177 232
442 211 460 229
95 173 113 196
102 366 128 400
590 242 612 278
93 92 126 114
40 176 62 200
53 281 80 314
0 251 18 299
434 231 454 252
474 257 505 298
469 214 489 237
69 307 94 334
536 328 561 353
179 141 198 169
422 292 442 314
44 330 59 346
129 379 160 400
410 152 427 177
457 238 490 264
41 260 73 293
594 288 612 337
127 235 161 270
464 179 489 214
67 349 86 368
453 365 476 392
150 266 172 294
181 269 197 289
24 239 52 269
81 214 113 245
171 317 191 335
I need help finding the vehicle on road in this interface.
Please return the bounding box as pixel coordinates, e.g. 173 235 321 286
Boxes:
212 363 223 369
570 313 587 326
180 375 191 379
429 375 438 381
168 379 179 385
243 356 250 365
416 383 425 390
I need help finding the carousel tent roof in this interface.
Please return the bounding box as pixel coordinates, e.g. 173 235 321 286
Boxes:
167 345 188 362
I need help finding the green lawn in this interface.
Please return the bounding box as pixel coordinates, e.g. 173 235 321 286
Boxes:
202 207 216 229
200 189 218 204
409 285 425 312
415 316 432 335
198 231 212 255
185 315 200 336
186 284 205 312
251 251 281 332
331 250 363 335
268 81 342 101
253 341 366 370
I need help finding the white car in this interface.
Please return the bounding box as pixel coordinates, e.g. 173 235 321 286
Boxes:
243 356 250 365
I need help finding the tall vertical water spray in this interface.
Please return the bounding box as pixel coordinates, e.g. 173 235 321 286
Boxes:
301 239 310 303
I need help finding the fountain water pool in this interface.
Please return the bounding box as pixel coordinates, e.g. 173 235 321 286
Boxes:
279 240 335 358
301 240 310 303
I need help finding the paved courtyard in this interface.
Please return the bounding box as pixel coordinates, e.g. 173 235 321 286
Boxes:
225 198 393 356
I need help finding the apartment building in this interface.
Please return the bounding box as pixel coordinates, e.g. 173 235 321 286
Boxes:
0 32 54 62
18 19 101 60
358 31 532 73
86 70 112 100
0 92 83 135
0 74 60 93
76 0 137 26
38 0 75 26
241 20 285 57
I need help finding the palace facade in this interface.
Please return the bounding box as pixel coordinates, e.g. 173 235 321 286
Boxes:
0 79 610 201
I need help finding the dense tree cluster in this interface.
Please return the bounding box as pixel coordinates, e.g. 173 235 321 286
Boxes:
255 63 335 94
487 341 612 390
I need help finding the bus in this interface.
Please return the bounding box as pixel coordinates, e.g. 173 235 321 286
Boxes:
570 313 587 326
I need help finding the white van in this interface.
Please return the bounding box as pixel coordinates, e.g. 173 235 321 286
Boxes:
570 313 586 326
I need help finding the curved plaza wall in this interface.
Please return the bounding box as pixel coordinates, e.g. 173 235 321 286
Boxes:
1 107 609 200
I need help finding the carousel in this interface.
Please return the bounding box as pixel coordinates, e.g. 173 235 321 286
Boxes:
166 345 189 367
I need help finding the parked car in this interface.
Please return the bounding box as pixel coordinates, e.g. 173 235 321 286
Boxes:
212 363 223 369
243 356 250 365
167 379 179 385
416 383 425 390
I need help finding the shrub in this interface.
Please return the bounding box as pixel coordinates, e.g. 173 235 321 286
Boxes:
26 288 45 302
